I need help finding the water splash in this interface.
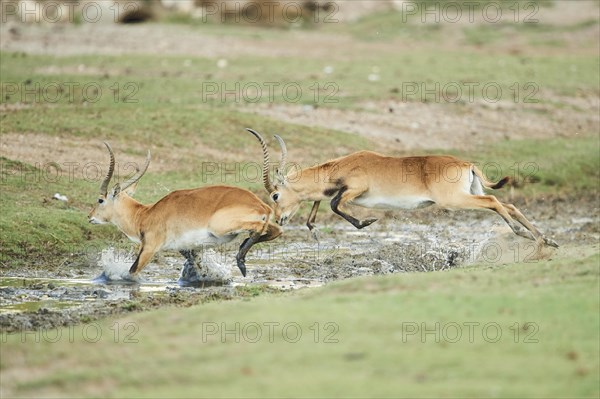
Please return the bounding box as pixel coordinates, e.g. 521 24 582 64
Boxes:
180 249 232 284
95 247 139 282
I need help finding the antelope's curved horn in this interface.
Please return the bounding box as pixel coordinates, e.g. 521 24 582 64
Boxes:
273 134 287 183
246 128 275 193
120 150 151 193
100 142 115 196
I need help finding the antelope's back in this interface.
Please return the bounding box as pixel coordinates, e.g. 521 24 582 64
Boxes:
332 152 472 197
149 185 270 222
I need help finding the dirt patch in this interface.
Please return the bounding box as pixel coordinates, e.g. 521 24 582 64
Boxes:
536 1 599 26
242 93 599 151
0 23 396 61
1 2 598 61
0 132 243 175
0 133 170 177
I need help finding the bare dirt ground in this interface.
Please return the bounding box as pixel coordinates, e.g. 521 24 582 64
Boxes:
242 94 599 152
0 132 245 175
0 22 398 60
1 89 597 166
1 2 598 59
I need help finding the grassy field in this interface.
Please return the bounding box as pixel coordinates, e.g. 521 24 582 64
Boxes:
1 250 598 397
1 1 599 397
0 45 597 268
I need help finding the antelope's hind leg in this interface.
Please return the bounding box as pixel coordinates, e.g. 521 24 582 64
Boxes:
178 249 203 283
442 194 536 242
502 202 559 248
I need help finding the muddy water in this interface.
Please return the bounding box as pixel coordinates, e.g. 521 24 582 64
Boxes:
1 203 596 332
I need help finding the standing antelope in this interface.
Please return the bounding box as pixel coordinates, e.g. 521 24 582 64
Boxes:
88 143 282 280
246 128 558 248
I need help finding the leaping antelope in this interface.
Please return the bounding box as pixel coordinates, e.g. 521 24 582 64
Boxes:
88 143 282 279
246 128 558 248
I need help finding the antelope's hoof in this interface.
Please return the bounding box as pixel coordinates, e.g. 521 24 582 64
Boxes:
236 260 247 277
180 264 201 283
543 237 559 248
359 218 378 229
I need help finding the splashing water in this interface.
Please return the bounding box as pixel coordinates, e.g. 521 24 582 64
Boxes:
181 249 232 283
95 247 139 282
95 247 231 284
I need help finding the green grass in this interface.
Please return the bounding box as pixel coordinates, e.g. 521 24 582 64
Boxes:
2 43 598 110
0 104 370 153
0 14 598 399
459 135 600 196
462 18 600 47
0 158 121 269
1 251 598 397
0 132 596 268
1 38 599 267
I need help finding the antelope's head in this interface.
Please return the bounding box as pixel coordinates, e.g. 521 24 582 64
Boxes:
88 142 150 225
246 128 301 225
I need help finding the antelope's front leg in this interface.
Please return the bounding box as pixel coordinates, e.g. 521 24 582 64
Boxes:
129 233 161 276
306 201 321 241
129 246 158 276
236 232 262 277
234 223 282 277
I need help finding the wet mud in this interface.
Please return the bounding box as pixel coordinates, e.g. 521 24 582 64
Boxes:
1 197 597 332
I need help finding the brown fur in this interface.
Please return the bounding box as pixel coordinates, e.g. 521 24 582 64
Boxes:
89 148 282 278
259 145 557 248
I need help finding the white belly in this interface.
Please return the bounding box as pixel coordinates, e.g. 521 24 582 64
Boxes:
163 229 238 250
352 195 434 210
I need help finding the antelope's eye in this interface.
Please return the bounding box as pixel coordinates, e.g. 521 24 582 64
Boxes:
272 193 280 202
98 198 104 204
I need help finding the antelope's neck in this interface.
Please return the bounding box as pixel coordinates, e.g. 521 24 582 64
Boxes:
114 196 148 242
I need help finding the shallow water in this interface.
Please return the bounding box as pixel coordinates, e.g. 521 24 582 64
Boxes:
0 276 167 314
0 218 503 317
2 207 592 332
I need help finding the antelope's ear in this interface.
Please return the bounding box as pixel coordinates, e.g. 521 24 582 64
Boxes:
275 172 286 186
109 183 121 199
123 181 139 196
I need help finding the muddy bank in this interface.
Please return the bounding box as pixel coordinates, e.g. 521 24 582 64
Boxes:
1 195 598 333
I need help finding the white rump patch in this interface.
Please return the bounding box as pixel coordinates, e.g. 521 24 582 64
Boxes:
469 170 485 196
